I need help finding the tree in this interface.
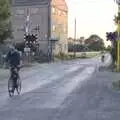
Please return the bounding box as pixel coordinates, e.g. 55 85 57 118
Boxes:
85 34 105 51
106 45 112 51
79 36 85 45
0 0 12 43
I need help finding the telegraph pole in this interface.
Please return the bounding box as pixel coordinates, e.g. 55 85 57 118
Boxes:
25 8 30 35
115 0 120 71
47 0 52 62
74 18 76 58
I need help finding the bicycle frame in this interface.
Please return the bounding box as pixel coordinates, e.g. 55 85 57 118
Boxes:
8 66 21 97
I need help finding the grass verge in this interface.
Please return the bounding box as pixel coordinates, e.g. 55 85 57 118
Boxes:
54 52 99 60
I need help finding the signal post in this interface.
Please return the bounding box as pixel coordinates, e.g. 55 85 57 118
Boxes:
116 1 120 71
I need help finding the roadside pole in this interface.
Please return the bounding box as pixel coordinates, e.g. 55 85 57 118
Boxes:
116 4 120 72
74 18 76 58
48 0 51 62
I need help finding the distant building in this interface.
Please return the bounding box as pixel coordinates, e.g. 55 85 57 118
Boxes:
79 37 85 45
11 0 68 54
68 37 85 45
51 0 68 54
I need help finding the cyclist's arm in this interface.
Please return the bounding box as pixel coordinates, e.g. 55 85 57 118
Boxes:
5 52 10 62
17 52 21 67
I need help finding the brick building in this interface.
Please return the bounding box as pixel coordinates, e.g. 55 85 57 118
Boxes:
11 0 68 54
51 0 68 54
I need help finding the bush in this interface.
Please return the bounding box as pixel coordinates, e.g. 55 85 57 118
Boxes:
69 54 74 59
112 80 120 90
68 44 88 52
55 52 70 60
81 52 87 58
34 52 49 63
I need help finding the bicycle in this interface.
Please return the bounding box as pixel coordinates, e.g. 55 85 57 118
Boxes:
8 66 21 97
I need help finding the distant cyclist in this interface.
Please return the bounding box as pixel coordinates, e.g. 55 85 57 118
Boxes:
101 54 105 62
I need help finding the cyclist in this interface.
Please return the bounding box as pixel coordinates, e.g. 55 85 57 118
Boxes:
6 45 21 80
101 54 105 62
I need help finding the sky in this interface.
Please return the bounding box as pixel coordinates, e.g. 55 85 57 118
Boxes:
66 0 118 46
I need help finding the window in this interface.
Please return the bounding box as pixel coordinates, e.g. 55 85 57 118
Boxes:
63 11 66 15
52 7 55 14
58 10 61 15
16 9 24 15
63 25 67 33
52 25 55 31
16 26 24 31
31 8 39 14
64 44 67 50
64 28 66 33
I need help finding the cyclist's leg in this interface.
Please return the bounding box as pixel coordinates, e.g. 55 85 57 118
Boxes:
9 67 12 80
9 67 15 92
17 67 20 79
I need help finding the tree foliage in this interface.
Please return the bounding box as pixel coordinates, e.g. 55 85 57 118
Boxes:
0 0 12 43
85 34 105 51
105 45 112 51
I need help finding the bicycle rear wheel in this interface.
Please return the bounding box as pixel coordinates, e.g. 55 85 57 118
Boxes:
16 78 21 95
8 79 15 97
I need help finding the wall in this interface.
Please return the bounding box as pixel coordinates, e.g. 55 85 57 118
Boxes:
51 0 68 54
11 5 49 53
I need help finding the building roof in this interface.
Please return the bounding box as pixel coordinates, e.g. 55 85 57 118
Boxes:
51 0 68 12
12 0 50 6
